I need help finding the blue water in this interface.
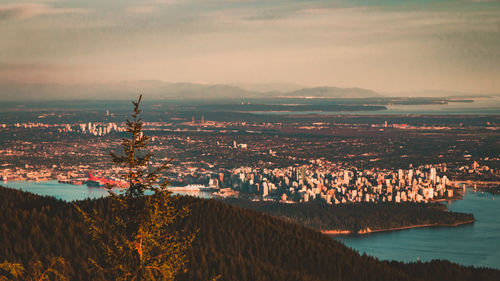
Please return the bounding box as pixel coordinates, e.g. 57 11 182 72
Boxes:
336 190 500 269
2 180 213 201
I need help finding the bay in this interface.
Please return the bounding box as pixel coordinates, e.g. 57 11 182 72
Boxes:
336 190 500 269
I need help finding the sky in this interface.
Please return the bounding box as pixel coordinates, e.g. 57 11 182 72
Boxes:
0 0 499 94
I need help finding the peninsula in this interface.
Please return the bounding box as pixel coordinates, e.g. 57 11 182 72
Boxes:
224 199 475 234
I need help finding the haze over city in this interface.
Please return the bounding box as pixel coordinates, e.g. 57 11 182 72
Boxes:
1 0 499 97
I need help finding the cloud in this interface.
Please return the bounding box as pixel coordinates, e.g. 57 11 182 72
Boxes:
125 5 159 15
0 3 87 21
0 0 498 93
124 0 181 15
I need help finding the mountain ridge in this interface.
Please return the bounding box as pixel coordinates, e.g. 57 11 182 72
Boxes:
0 80 382 100
0 186 499 281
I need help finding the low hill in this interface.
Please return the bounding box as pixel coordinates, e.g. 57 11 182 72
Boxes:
0 186 498 281
285 86 383 99
0 81 255 101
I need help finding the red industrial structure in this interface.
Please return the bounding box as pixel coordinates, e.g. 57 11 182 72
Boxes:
87 171 127 188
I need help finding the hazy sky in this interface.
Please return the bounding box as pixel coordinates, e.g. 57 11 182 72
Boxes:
1 0 499 93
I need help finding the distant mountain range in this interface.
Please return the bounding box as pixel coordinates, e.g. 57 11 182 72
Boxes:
284 86 382 98
1 80 493 101
0 80 384 100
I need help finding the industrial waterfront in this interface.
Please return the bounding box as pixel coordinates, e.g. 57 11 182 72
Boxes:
2 180 213 201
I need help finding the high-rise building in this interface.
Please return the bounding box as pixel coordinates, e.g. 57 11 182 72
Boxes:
343 170 349 185
430 167 437 184
262 182 269 197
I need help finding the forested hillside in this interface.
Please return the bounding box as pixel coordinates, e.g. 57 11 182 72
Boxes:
223 199 474 233
0 186 498 281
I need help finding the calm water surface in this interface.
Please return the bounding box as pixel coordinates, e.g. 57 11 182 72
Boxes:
2 180 213 201
336 190 500 269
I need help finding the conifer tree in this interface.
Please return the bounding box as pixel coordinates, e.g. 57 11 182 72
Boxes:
76 95 192 281
0 257 68 281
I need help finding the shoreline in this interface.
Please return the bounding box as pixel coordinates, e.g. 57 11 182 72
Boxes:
322 219 475 236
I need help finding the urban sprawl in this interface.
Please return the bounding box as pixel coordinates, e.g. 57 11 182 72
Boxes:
1 117 497 204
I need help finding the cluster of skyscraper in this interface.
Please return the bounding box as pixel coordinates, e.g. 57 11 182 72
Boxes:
229 162 454 204
78 122 121 136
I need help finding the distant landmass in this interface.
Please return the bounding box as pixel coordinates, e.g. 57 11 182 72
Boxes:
0 80 383 100
385 90 499 98
2 80 494 101
230 82 305 93
284 86 383 99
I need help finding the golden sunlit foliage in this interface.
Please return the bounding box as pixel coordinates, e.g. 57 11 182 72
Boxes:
75 95 192 281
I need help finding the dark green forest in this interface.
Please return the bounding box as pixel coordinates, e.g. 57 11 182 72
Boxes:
223 199 474 232
0 186 498 281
